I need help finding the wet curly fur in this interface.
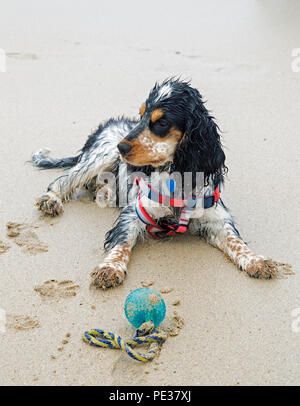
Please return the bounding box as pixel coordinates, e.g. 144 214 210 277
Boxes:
31 78 293 288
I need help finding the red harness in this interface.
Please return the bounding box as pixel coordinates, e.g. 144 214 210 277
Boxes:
134 177 221 239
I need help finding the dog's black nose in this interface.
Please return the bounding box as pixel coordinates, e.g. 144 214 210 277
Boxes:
117 142 132 156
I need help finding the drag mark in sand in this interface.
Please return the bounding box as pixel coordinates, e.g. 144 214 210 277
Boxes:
6 52 38 60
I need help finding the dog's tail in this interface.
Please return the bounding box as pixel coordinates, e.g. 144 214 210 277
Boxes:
31 148 80 169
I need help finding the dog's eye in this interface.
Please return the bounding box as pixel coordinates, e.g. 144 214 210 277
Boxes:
157 119 169 127
150 118 171 137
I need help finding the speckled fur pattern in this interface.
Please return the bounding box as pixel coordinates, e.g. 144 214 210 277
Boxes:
31 78 293 288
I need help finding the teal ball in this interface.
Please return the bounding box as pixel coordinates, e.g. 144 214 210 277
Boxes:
124 288 166 328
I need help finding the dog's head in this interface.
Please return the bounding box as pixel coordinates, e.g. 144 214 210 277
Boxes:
118 78 226 182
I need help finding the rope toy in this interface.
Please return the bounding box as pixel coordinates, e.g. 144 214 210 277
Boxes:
83 287 167 362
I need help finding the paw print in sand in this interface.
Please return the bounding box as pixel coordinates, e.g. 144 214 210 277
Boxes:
6 221 48 255
34 279 80 299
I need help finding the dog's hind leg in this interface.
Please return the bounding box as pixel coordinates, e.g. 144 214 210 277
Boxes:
36 148 119 216
90 204 146 289
190 200 293 279
33 119 136 216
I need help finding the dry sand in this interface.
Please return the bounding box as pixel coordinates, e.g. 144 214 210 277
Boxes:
0 0 300 386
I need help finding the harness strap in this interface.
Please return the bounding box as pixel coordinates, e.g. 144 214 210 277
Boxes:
134 177 221 239
137 177 186 207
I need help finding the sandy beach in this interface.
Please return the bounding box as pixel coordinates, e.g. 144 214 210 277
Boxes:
0 0 300 385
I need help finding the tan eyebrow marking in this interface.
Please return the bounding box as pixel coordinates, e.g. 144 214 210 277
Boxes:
139 103 146 116
151 108 164 123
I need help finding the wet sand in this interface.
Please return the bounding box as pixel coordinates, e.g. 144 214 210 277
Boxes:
0 0 300 385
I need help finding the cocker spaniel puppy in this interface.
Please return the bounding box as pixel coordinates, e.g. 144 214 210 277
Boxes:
31 78 293 289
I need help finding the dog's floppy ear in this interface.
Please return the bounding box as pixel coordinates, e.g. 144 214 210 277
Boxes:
174 87 226 186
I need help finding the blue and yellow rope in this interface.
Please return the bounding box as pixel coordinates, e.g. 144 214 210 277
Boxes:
83 321 167 362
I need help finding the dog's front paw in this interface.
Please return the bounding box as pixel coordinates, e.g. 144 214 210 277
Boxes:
246 258 294 279
36 192 64 216
90 263 126 289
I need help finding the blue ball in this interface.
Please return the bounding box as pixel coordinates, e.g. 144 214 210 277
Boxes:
124 288 166 328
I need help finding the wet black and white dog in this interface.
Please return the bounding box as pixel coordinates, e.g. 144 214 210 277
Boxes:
31 78 292 289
